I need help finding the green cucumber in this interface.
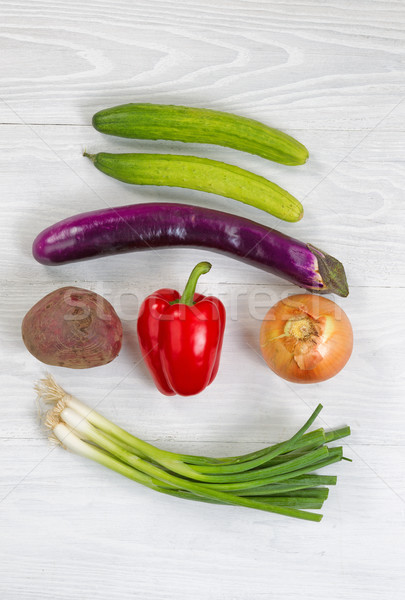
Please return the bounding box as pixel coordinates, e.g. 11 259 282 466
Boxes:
92 103 309 166
84 152 304 222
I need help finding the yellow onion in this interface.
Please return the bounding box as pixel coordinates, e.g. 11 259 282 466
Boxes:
260 294 353 383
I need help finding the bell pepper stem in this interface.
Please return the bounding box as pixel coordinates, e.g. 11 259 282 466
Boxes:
179 262 212 305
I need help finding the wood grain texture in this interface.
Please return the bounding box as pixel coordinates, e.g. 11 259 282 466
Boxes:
1 0 405 129
0 439 404 600
1 1 405 599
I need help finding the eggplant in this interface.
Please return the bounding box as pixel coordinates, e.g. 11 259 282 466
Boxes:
32 203 348 297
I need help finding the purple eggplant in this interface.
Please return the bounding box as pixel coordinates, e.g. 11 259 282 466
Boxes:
32 203 348 296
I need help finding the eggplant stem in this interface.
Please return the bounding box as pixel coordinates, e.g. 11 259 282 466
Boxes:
308 244 349 297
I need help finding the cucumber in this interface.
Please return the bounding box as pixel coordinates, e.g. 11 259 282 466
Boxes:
84 152 304 222
92 103 309 166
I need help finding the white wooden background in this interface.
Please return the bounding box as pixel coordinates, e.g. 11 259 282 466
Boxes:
1 1 404 598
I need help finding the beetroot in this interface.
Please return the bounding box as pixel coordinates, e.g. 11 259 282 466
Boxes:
22 287 123 368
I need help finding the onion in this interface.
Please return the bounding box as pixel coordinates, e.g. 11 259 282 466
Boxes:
260 294 353 383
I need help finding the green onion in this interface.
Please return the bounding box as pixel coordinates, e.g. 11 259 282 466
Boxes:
36 375 351 522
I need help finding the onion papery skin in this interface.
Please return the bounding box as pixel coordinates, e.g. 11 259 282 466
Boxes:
260 294 353 384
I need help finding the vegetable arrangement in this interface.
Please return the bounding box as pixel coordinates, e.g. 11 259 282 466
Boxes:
137 262 225 396
22 101 354 522
84 152 303 222
32 202 349 297
38 375 351 523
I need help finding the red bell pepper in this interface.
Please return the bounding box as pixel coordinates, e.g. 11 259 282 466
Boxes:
137 262 226 396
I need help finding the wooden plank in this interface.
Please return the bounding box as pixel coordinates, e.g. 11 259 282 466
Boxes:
0 1 404 129
0 439 403 600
